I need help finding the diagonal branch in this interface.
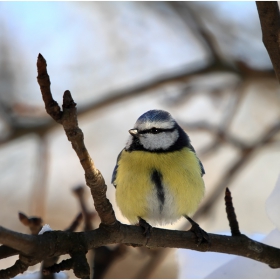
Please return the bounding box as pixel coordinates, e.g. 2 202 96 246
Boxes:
0 245 18 260
65 212 83 232
36 54 117 226
0 226 36 255
0 259 29 279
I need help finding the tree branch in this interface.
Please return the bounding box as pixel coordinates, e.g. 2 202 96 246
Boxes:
0 245 18 260
256 1 280 82
36 54 117 226
0 259 29 279
0 226 36 256
43 259 73 276
0 224 280 272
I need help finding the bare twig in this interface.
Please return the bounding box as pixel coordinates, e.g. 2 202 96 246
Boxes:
0 259 29 279
0 226 36 255
43 259 73 275
65 212 83 232
18 212 42 235
225 188 241 236
36 56 62 122
37 53 116 226
73 185 94 231
43 254 90 279
0 245 18 260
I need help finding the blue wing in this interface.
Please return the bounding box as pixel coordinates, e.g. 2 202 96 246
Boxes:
111 149 124 188
189 144 205 177
199 159 205 177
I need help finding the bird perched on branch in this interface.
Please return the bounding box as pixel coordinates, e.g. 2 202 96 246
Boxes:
112 109 208 243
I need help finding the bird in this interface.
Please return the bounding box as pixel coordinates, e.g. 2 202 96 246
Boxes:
112 109 209 244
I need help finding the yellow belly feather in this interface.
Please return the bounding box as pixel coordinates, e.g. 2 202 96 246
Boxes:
115 148 205 225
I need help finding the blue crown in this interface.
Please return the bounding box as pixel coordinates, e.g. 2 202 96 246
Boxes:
137 110 172 123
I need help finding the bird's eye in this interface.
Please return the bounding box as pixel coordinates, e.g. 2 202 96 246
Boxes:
151 127 159 134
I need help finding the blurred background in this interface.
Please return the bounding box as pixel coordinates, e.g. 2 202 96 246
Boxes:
0 1 280 278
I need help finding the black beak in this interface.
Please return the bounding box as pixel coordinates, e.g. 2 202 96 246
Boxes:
129 129 139 138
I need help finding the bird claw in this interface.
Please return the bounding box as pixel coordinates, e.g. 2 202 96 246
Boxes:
190 223 210 246
186 216 210 246
138 218 152 242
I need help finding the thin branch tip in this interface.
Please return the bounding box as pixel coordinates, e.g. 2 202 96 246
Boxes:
225 188 241 236
36 54 47 69
63 90 76 108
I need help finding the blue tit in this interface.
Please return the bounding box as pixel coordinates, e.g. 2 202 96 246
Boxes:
112 109 208 242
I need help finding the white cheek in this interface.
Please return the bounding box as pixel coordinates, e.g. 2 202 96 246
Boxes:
141 130 179 150
125 135 133 150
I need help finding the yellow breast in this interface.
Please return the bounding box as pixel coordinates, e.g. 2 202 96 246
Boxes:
114 147 205 225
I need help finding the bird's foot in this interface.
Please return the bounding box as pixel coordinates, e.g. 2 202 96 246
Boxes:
186 216 210 246
138 217 152 243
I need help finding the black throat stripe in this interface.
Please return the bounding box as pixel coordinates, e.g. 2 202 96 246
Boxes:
151 170 165 212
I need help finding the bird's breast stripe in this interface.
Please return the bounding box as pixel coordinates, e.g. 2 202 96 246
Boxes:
151 170 165 211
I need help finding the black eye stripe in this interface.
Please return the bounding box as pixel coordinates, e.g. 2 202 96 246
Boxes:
139 127 175 134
